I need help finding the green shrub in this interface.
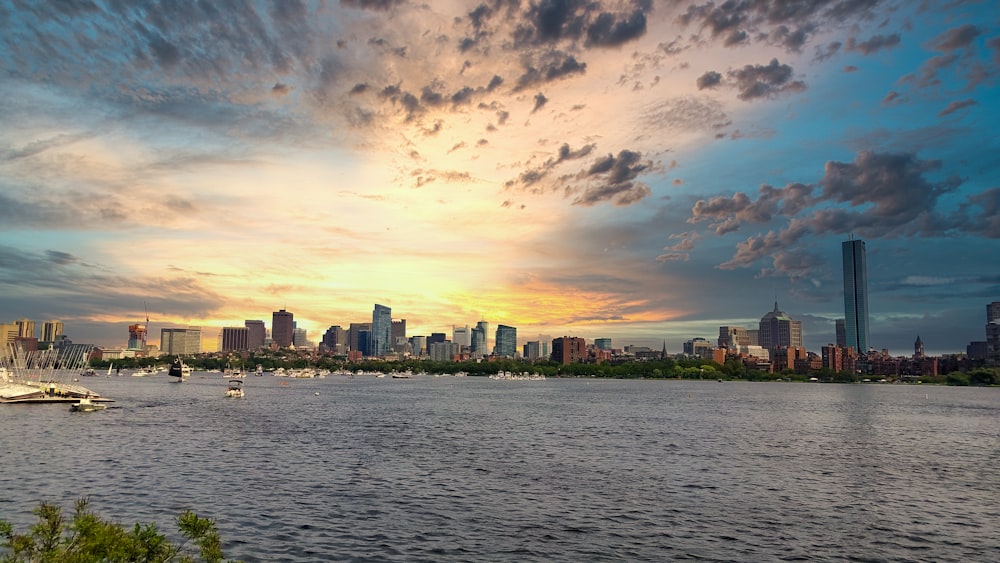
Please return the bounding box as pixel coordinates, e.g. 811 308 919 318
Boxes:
0 499 240 563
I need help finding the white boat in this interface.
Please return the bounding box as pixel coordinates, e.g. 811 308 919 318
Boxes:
71 396 107 412
225 379 245 398
132 366 156 377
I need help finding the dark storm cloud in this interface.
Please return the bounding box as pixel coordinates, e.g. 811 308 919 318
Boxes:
727 58 807 100
937 98 977 117
686 150 996 276
696 70 722 90
572 150 653 206
532 92 548 113
585 10 648 47
513 52 587 91
846 33 901 55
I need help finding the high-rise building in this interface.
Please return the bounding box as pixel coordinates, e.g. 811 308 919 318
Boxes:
594 338 612 350
453 325 472 348
842 238 870 353
835 319 846 348
371 304 392 357
683 337 712 357
718 326 749 349
245 320 266 349
0 323 18 348
128 323 147 350
986 301 1000 365
411 335 427 356
551 336 586 364
494 324 517 357
523 341 541 360
272 309 294 348
322 325 347 354
159 327 201 355
293 327 309 348
14 319 35 339
759 302 803 352
471 321 488 356
41 320 64 342
222 326 250 351
391 319 406 352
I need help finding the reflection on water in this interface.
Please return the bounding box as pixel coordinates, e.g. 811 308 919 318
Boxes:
1 376 997 561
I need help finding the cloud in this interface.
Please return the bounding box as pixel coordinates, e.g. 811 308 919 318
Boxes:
727 58 807 101
846 33 901 55
929 24 981 52
685 150 992 277
572 150 654 206
531 92 549 113
513 52 587 91
696 70 722 90
586 10 648 47
937 98 977 117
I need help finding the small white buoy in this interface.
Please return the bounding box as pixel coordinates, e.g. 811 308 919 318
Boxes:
314 392 320 396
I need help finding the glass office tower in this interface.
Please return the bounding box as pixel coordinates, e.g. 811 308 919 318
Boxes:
842 239 870 353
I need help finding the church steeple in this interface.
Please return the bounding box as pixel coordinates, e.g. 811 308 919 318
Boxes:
914 335 925 358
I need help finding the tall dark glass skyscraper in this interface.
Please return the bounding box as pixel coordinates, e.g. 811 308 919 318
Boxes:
842 239 870 353
371 304 392 357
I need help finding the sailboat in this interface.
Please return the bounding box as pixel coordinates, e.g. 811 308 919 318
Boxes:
168 359 191 382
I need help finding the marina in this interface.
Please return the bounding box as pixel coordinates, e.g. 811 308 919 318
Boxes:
0 346 112 405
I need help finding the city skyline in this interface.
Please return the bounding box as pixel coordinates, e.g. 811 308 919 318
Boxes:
1 2 998 356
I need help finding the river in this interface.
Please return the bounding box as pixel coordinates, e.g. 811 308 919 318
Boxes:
1 374 997 561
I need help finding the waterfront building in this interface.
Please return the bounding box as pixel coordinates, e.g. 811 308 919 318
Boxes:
494 324 517 357
987 301 1000 365
392 319 406 352
552 336 586 364
245 320 266 349
842 238 871 353
759 302 803 352
411 335 427 356
357 329 371 356
293 327 309 348
683 337 712 357
322 325 347 354
349 323 372 353
41 320 64 342
127 323 147 350
471 321 489 357
718 326 749 350
221 326 249 351
453 325 472 348
523 340 541 360
272 309 294 348
371 304 392 357
835 319 846 348
14 319 36 339
430 340 462 362
595 338 612 350
160 327 201 356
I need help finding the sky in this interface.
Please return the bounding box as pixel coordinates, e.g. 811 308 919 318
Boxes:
1 0 998 356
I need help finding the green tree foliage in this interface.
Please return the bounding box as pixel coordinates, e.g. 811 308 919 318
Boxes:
0 499 240 563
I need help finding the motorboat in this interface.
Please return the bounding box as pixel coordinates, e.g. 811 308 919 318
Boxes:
131 366 157 377
71 397 107 412
225 379 245 398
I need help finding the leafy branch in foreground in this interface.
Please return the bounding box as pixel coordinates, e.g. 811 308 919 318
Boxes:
0 498 241 563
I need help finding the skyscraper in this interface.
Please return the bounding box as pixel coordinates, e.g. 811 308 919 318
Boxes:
245 320 266 349
759 302 803 352
842 238 870 353
41 320 64 342
272 309 294 348
494 324 517 357
986 301 1000 365
371 304 392 357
